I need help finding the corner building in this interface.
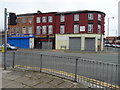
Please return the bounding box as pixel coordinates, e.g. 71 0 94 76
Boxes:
55 10 105 51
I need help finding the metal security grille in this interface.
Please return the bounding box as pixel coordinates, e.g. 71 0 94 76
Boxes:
85 38 95 51
69 37 81 50
42 42 52 49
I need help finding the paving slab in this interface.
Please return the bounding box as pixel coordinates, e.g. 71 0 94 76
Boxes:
2 68 89 88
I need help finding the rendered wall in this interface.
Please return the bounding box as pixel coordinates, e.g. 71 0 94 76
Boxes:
55 34 104 51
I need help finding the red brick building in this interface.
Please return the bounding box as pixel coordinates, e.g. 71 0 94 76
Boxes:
8 10 105 51
34 10 105 50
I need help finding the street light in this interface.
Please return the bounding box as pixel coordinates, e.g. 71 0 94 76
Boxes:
107 17 114 50
107 17 115 37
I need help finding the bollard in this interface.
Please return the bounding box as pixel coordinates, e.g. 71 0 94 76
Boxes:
2 46 4 53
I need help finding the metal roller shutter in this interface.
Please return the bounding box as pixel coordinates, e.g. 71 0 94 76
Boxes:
85 38 95 51
69 37 81 50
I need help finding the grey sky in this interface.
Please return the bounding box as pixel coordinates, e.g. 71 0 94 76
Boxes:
0 0 119 36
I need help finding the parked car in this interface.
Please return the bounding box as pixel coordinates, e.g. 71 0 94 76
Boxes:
116 44 120 48
104 44 112 47
0 43 18 50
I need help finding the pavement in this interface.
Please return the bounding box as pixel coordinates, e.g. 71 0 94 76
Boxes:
2 68 89 88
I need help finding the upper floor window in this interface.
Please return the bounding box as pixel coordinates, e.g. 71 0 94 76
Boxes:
98 25 101 33
28 27 33 34
60 25 65 34
36 17 40 23
42 26 46 34
74 14 79 21
88 24 93 33
28 17 33 24
16 18 20 24
48 25 53 34
42 16 47 23
10 27 14 34
60 15 65 22
98 14 101 21
36 26 41 35
88 13 93 20
74 24 79 33
16 27 20 34
22 27 26 34
48 16 53 22
22 17 26 23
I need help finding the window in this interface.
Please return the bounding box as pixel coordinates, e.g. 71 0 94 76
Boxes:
36 17 40 23
10 27 14 34
28 27 33 34
42 16 47 23
88 13 93 20
22 27 26 34
28 17 33 24
16 27 20 34
98 14 101 21
88 24 93 33
74 24 79 33
48 25 53 34
42 26 46 34
74 14 79 21
98 25 101 33
60 15 65 22
36 26 41 35
48 16 53 22
80 26 85 32
60 25 65 34
22 17 26 23
16 18 20 24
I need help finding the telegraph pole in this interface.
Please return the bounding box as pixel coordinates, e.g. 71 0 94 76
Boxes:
4 8 7 70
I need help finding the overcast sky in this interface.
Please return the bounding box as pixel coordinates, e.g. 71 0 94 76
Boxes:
0 0 119 36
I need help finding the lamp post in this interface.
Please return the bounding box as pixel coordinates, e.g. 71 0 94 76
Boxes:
107 17 114 50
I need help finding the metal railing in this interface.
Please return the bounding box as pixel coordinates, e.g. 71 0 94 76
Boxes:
4 51 120 89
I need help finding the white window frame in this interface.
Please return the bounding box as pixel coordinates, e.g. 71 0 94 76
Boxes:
28 27 33 34
60 15 65 22
88 13 93 20
28 17 33 24
98 24 101 33
42 16 47 23
22 27 26 34
36 17 40 23
80 26 85 32
16 27 20 34
74 14 79 21
60 25 65 34
98 14 101 21
22 17 26 23
42 26 46 34
48 25 53 34
10 27 14 34
36 26 41 35
74 24 79 33
48 16 53 22
88 24 93 33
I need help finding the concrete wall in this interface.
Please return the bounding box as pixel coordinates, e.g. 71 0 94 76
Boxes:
55 34 104 52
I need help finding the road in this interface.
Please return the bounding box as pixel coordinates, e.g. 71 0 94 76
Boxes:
2 49 119 88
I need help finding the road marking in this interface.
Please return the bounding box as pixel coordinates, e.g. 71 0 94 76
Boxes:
15 65 119 89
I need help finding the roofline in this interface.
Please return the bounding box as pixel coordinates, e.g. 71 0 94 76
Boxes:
55 10 106 16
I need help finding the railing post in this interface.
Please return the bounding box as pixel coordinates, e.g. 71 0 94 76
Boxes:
12 52 15 68
74 58 78 82
40 54 42 72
